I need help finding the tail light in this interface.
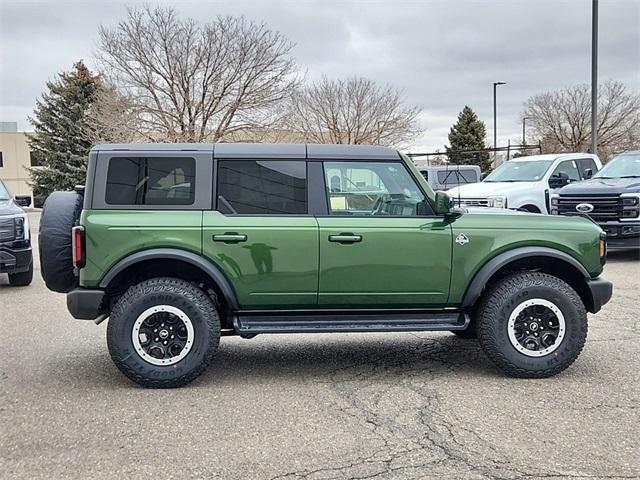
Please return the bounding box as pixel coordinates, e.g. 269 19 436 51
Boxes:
72 226 86 269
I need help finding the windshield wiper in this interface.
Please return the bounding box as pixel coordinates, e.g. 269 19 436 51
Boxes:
619 175 640 178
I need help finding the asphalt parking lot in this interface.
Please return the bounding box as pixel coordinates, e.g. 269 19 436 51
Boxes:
1 212 638 480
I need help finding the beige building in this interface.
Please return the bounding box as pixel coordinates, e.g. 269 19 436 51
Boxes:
0 122 34 200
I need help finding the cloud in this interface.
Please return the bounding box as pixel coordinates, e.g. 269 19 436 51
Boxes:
1 0 637 151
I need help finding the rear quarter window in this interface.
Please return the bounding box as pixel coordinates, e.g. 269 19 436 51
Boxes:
105 157 196 205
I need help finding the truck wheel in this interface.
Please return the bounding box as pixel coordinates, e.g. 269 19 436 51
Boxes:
8 261 33 286
107 277 220 388
477 272 587 378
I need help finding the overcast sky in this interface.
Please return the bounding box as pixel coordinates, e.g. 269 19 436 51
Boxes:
1 0 638 151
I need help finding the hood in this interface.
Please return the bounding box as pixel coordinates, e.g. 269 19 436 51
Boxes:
447 181 540 197
559 177 640 195
0 198 24 216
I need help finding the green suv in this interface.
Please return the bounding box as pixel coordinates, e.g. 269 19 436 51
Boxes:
39 143 613 387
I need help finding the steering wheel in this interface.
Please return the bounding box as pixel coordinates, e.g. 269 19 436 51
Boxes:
371 195 390 215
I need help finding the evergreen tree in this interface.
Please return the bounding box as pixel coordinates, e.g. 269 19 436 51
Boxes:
445 106 491 171
29 61 102 198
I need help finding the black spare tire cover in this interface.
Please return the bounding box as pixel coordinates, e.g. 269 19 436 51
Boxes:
39 191 83 293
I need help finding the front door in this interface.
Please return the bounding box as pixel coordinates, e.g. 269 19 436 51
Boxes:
202 159 318 309
317 161 452 307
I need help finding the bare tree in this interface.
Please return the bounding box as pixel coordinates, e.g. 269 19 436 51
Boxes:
523 81 640 159
97 6 298 142
82 84 146 144
285 76 422 147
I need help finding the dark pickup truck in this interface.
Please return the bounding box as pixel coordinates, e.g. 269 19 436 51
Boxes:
551 151 640 249
0 179 33 286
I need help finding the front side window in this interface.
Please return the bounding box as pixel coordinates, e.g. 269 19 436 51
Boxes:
324 161 427 216
0 179 10 200
105 157 195 205
550 160 581 182
217 160 307 215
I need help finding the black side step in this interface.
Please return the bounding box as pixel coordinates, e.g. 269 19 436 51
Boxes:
233 312 470 335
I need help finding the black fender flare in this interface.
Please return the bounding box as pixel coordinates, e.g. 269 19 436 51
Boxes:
460 246 590 309
99 248 239 310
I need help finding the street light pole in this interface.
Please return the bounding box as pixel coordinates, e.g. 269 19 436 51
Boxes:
591 0 599 155
493 81 506 164
522 117 529 145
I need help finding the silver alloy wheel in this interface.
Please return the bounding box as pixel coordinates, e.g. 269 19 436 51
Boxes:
131 305 194 366
507 298 566 357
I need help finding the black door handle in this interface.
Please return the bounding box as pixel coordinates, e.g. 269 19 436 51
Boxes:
213 233 247 244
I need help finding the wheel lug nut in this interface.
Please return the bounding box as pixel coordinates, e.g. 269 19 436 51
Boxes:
171 335 174 339
534 333 538 336
163 341 168 345
155 338 159 342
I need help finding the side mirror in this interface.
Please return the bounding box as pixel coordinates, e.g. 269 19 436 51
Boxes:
584 168 593 179
434 191 454 215
14 195 31 207
549 171 570 188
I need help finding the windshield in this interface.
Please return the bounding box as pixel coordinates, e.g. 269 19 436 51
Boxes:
0 180 10 200
483 159 553 182
594 153 640 179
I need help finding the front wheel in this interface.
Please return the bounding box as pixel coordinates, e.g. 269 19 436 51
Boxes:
8 261 33 286
107 277 220 388
477 272 587 378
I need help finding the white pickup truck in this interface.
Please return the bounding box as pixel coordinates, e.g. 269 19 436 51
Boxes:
447 153 602 213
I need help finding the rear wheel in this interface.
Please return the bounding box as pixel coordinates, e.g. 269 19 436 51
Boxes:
107 277 220 388
478 272 587 378
8 262 33 286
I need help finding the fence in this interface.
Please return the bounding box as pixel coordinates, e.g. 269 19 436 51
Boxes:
407 141 542 169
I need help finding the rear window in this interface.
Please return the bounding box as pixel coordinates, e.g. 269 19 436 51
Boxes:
436 169 478 184
217 160 307 215
105 157 195 205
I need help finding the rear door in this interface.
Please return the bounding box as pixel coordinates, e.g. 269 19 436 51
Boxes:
202 159 319 309
317 160 452 307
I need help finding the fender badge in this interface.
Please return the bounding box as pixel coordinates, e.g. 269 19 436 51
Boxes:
455 233 469 245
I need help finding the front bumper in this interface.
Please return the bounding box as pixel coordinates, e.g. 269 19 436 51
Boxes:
67 288 106 320
0 244 32 274
586 277 613 313
599 222 640 249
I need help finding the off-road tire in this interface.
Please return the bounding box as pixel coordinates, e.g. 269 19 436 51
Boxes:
107 277 220 388
8 261 33 286
39 191 83 293
478 272 587 378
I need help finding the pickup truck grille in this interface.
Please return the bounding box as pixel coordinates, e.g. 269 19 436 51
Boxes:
0 217 15 242
455 197 489 207
556 195 622 221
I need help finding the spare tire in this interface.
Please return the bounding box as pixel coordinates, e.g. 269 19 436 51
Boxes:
39 191 83 293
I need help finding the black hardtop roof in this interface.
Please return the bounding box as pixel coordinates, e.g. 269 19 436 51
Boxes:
91 143 400 160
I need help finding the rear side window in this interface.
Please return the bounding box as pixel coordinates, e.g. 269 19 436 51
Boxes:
217 160 307 214
436 169 478 184
105 157 196 205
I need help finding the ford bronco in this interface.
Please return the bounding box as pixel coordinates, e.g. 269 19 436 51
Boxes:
39 144 612 387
